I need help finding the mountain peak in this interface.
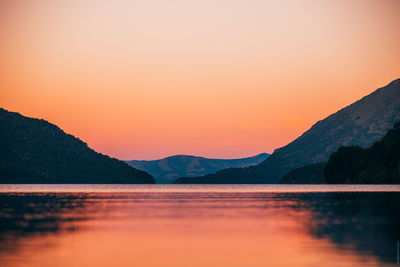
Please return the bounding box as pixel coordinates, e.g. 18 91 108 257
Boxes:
175 78 400 184
0 108 155 183
126 153 270 183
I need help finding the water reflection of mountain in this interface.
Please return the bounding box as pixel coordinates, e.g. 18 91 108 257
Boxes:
1 191 399 266
291 192 400 264
0 193 91 254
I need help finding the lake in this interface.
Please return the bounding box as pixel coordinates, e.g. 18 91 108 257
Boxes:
0 184 399 267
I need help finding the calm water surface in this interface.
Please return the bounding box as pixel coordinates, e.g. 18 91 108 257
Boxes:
0 184 399 267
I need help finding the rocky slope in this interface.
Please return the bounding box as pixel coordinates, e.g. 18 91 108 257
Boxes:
324 122 400 184
175 78 400 184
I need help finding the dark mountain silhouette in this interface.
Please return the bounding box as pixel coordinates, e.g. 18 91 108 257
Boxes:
279 163 326 184
174 78 400 184
281 122 400 184
324 122 400 184
173 167 247 184
0 108 155 183
126 153 269 184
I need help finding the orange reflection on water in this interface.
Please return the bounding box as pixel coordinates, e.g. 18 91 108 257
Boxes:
0 190 397 267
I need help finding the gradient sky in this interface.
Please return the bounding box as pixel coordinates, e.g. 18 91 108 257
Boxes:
0 0 399 160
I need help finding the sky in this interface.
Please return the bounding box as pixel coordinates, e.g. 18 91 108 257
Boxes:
0 0 399 160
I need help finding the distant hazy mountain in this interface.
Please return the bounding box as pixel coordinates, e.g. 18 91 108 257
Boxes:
175 78 400 184
0 108 155 183
126 153 269 183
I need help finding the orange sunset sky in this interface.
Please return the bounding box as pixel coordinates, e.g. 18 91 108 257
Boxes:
0 0 399 160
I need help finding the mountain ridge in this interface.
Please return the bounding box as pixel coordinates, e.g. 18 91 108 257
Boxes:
126 153 269 184
174 78 400 184
324 122 400 184
0 108 155 183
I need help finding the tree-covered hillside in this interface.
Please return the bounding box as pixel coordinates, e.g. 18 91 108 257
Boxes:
324 122 400 184
175 78 400 184
0 108 155 183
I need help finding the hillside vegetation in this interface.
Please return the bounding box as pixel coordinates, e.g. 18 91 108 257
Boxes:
0 108 155 183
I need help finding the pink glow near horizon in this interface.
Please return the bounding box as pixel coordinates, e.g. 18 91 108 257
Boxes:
0 0 399 160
